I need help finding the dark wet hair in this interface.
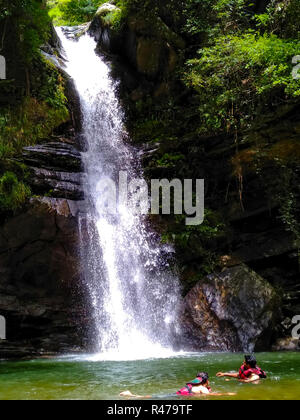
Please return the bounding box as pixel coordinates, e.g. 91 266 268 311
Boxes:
245 355 257 368
196 372 209 384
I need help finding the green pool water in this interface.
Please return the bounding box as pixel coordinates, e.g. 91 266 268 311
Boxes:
0 352 299 400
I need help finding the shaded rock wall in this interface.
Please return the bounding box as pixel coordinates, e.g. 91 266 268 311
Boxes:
0 197 88 358
89 4 185 99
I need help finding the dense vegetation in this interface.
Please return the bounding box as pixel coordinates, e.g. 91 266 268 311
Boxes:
48 0 104 25
0 0 69 213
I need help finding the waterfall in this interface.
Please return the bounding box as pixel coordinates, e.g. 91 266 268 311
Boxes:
56 28 181 360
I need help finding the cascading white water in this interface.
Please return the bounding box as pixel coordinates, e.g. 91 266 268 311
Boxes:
57 28 182 360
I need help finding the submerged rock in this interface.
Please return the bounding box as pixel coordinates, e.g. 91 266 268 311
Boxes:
181 264 280 352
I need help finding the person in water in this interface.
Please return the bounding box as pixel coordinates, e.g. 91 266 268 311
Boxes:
216 355 267 383
177 372 236 397
177 372 211 395
120 372 236 399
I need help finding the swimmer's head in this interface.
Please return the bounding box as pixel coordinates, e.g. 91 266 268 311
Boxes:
244 355 257 368
196 372 209 385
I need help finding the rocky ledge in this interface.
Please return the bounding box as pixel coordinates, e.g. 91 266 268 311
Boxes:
22 141 84 201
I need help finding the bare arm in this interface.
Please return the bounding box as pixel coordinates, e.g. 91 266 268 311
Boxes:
216 372 239 378
194 392 237 397
120 391 151 398
238 374 260 383
210 392 237 397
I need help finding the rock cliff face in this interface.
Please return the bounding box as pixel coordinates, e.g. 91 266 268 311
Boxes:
0 197 87 358
0 26 89 358
0 110 89 358
89 3 185 99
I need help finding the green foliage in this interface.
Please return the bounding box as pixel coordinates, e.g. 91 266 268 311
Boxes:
185 33 300 133
0 53 69 159
48 0 105 25
0 172 31 212
214 0 253 31
0 0 51 64
0 98 69 159
181 0 258 39
161 209 226 290
102 6 124 30
156 153 185 168
254 0 300 38
183 0 217 36
37 57 68 108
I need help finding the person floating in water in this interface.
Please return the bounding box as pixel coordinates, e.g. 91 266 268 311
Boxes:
216 355 267 383
120 372 236 399
177 372 236 397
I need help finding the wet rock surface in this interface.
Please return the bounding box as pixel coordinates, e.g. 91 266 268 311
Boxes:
87 7 300 351
22 140 84 201
22 143 82 172
28 167 83 200
180 264 280 352
0 197 88 359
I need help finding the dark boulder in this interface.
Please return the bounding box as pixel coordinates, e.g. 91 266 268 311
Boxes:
180 264 280 352
89 4 185 87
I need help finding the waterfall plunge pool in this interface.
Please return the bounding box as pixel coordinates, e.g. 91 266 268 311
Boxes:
0 352 299 400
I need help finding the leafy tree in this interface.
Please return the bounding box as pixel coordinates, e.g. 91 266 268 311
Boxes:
185 32 300 134
0 0 51 64
48 0 105 25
